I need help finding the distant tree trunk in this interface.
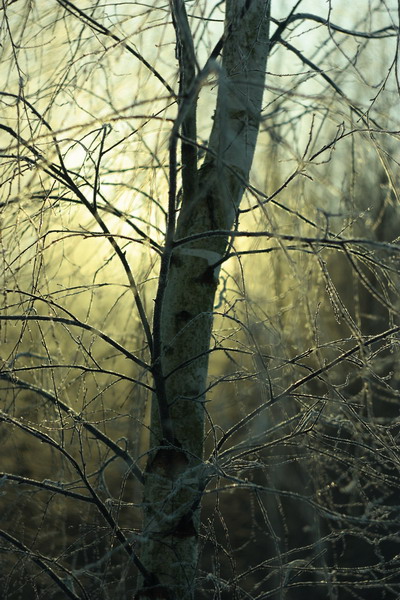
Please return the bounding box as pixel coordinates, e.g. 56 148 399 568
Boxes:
136 1 271 598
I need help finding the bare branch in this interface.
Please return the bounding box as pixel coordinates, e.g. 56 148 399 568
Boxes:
0 372 144 484
0 313 149 370
216 325 400 450
0 472 94 503
55 0 176 98
270 12 399 46
0 529 84 600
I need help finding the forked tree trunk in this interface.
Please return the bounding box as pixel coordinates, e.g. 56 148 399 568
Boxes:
135 2 271 598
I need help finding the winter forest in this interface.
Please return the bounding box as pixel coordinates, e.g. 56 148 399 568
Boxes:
1 1 400 598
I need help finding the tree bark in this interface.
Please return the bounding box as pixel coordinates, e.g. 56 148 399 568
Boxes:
136 2 271 598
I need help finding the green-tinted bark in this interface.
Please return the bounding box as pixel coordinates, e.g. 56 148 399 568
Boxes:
136 2 271 598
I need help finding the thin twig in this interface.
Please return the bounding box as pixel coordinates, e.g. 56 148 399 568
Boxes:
216 325 400 450
0 372 144 484
0 529 84 600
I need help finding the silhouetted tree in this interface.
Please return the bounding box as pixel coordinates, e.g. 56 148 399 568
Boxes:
1 2 400 599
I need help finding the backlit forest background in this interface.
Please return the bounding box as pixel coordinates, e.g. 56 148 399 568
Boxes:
1 1 400 598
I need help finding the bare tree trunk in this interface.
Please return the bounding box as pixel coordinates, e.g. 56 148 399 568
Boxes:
136 2 271 598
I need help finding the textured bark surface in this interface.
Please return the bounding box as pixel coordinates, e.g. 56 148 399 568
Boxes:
136 2 271 598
